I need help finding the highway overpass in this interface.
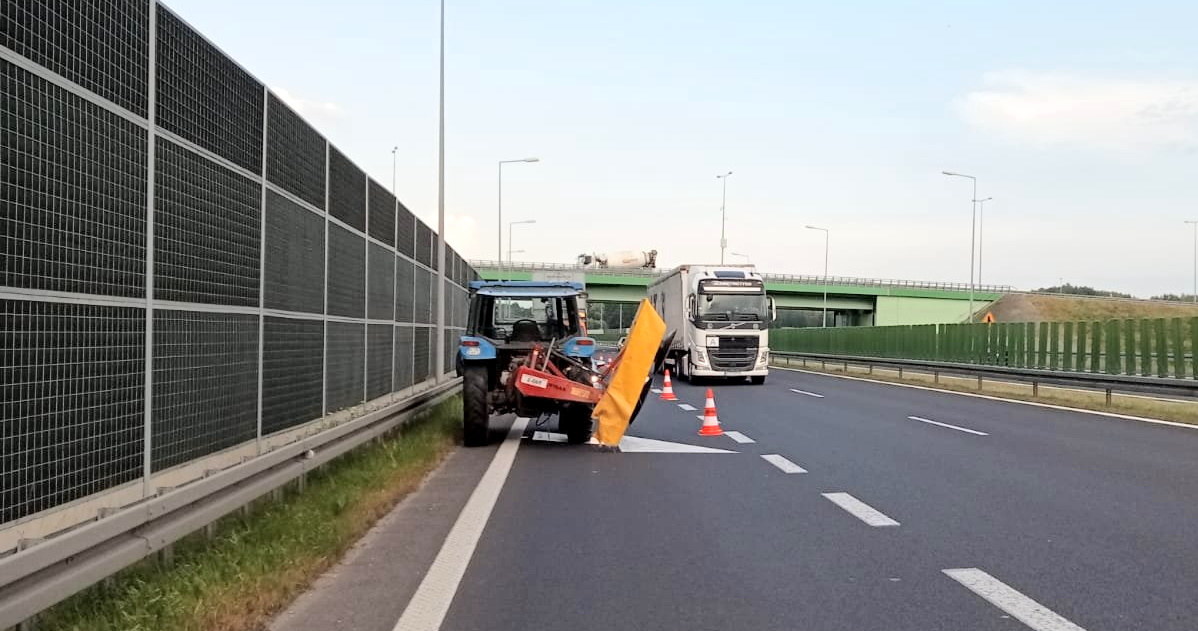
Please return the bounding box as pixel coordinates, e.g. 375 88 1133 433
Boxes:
473 260 1010 334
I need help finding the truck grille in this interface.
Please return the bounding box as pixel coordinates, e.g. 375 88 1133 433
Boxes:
717 336 758 349
709 348 756 370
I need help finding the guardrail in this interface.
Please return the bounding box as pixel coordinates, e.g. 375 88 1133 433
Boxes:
0 380 461 629
470 260 1015 293
771 351 1198 401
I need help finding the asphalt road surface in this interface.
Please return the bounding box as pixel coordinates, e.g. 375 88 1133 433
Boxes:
272 367 1198 631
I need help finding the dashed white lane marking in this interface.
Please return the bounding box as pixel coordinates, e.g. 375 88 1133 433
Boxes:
650 388 662 394
789 388 825 398
392 417 529 631
907 416 989 436
677 403 697 411
724 431 755 444
760 454 806 473
618 436 736 453
774 365 1198 431
821 492 899 527
943 568 1089 631
531 431 568 443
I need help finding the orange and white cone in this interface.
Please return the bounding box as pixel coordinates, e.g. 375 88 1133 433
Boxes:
659 370 678 401
698 388 723 436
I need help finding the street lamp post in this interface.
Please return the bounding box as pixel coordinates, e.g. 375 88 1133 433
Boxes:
498 158 540 263
942 171 979 320
508 219 536 263
434 0 446 381
1186 220 1198 302
976 197 992 286
391 146 398 194
716 171 733 264
806 225 830 328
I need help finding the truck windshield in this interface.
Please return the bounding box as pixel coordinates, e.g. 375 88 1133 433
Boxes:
698 293 766 321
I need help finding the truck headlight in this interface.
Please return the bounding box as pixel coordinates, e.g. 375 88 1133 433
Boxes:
693 349 708 365
757 349 769 365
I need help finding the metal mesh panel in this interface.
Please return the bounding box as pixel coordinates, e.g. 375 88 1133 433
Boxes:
1 0 149 116
413 327 431 384
261 316 323 435
368 244 395 321
154 7 263 172
367 180 395 247
327 224 365 318
325 322 364 413
155 138 260 306
393 326 414 391
414 220 432 267
151 310 258 471
263 189 324 313
327 146 365 232
443 329 455 377
395 257 414 323
266 93 325 210
2 59 147 297
414 266 432 324
1 299 144 525
366 324 392 401
396 203 415 258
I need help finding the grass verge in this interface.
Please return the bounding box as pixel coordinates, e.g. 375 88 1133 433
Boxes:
36 396 462 631
773 360 1198 425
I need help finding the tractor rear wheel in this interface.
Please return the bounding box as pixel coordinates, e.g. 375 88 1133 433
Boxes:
559 405 594 444
463 365 490 447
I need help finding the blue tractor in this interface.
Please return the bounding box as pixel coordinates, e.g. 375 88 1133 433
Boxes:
456 281 602 446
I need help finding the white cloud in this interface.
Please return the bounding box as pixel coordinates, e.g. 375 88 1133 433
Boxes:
956 71 1198 151
274 87 344 125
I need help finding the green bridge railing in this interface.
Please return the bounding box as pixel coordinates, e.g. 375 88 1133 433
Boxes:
771 318 1198 380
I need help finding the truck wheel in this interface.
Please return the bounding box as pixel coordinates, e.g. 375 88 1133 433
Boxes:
559 405 593 444
463 365 490 447
750 375 766 385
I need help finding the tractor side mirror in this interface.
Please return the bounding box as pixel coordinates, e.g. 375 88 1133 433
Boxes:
768 296 777 322
687 295 696 319
618 336 628 349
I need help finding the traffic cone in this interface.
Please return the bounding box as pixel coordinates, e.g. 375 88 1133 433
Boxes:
659 370 678 401
698 388 723 436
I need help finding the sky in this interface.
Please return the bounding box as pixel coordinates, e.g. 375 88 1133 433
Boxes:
165 0 1198 297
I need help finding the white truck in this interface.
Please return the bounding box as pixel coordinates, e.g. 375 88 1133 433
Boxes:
647 265 774 384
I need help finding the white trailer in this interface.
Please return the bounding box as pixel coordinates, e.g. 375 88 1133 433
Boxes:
647 265 774 384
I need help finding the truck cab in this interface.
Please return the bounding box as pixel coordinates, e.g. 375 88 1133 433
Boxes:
649 266 774 384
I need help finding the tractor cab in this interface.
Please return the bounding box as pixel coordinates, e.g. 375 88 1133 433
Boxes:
467 281 586 346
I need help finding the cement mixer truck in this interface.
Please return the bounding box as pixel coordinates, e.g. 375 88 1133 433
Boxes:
576 250 658 269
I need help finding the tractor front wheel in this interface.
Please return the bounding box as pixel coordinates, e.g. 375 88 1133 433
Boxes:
463 365 490 447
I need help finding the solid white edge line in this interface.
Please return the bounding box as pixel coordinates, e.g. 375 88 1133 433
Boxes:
789 388 825 398
724 431 755 444
821 492 899 526
761 454 806 473
943 568 1089 631
773 365 1198 431
392 417 529 631
907 415 989 436
677 403 697 411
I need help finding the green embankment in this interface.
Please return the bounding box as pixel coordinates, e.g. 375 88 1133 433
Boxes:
37 397 462 631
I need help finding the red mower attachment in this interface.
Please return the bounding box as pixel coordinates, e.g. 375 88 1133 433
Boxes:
512 344 605 404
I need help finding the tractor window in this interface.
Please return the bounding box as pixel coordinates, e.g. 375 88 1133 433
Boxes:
487 296 580 341
493 298 543 324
